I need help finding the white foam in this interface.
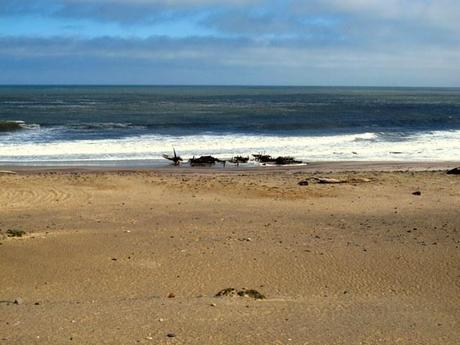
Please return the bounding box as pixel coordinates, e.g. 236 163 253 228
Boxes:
0 130 459 162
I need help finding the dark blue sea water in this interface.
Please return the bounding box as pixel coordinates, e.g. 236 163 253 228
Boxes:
1 86 460 164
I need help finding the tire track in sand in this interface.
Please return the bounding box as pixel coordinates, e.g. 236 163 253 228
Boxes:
0 185 93 209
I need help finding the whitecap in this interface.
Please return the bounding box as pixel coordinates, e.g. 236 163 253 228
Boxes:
0 130 459 163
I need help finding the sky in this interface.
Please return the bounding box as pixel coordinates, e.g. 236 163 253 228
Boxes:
0 0 459 86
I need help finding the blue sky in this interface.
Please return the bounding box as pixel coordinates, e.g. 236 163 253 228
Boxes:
1 0 459 86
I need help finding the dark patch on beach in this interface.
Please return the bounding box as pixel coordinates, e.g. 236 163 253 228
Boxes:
6 229 26 237
215 288 265 300
447 167 460 175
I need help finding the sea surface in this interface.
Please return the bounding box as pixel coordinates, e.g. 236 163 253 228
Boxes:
1 86 460 166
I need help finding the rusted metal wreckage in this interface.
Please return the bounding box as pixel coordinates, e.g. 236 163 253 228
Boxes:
162 149 302 167
162 148 183 165
252 154 302 165
189 155 225 166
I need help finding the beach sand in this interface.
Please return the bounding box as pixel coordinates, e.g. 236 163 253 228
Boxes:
1 164 459 344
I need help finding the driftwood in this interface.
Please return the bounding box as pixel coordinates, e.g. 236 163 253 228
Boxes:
313 177 372 184
298 177 372 185
316 177 347 184
189 155 224 166
253 154 301 165
0 170 16 175
162 148 183 165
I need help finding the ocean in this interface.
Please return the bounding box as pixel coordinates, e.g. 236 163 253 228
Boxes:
1 86 459 166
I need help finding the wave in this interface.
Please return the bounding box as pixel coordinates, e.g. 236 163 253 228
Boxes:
0 130 459 163
1 121 151 131
68 123 147 130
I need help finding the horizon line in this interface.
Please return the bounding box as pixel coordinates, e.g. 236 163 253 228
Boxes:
1 84 460 89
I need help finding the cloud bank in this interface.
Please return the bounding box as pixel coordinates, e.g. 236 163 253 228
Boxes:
1 0 459 85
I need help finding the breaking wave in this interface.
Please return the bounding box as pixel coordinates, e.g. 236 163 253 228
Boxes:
0 130 459 163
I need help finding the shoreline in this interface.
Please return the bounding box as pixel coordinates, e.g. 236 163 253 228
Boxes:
1 160 459 174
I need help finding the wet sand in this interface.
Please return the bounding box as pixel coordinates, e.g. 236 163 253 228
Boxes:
1 163 459 344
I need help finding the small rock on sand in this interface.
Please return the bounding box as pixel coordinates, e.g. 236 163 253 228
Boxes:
412 191 422 196
447 167 460 175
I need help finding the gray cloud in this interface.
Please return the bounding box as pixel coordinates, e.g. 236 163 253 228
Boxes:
3 0 459 35
1 0 459 85
0 0 261 24
1 0 459 48
200 0 460 46
1 35 459 86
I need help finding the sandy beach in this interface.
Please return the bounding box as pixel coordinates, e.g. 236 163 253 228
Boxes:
1 163 459 344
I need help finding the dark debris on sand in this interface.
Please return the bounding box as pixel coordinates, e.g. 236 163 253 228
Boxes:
215 288 266 300
228 156 250 164
189 156 225 166
6 229 26 237
447 167 460 175
253 154 301 165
